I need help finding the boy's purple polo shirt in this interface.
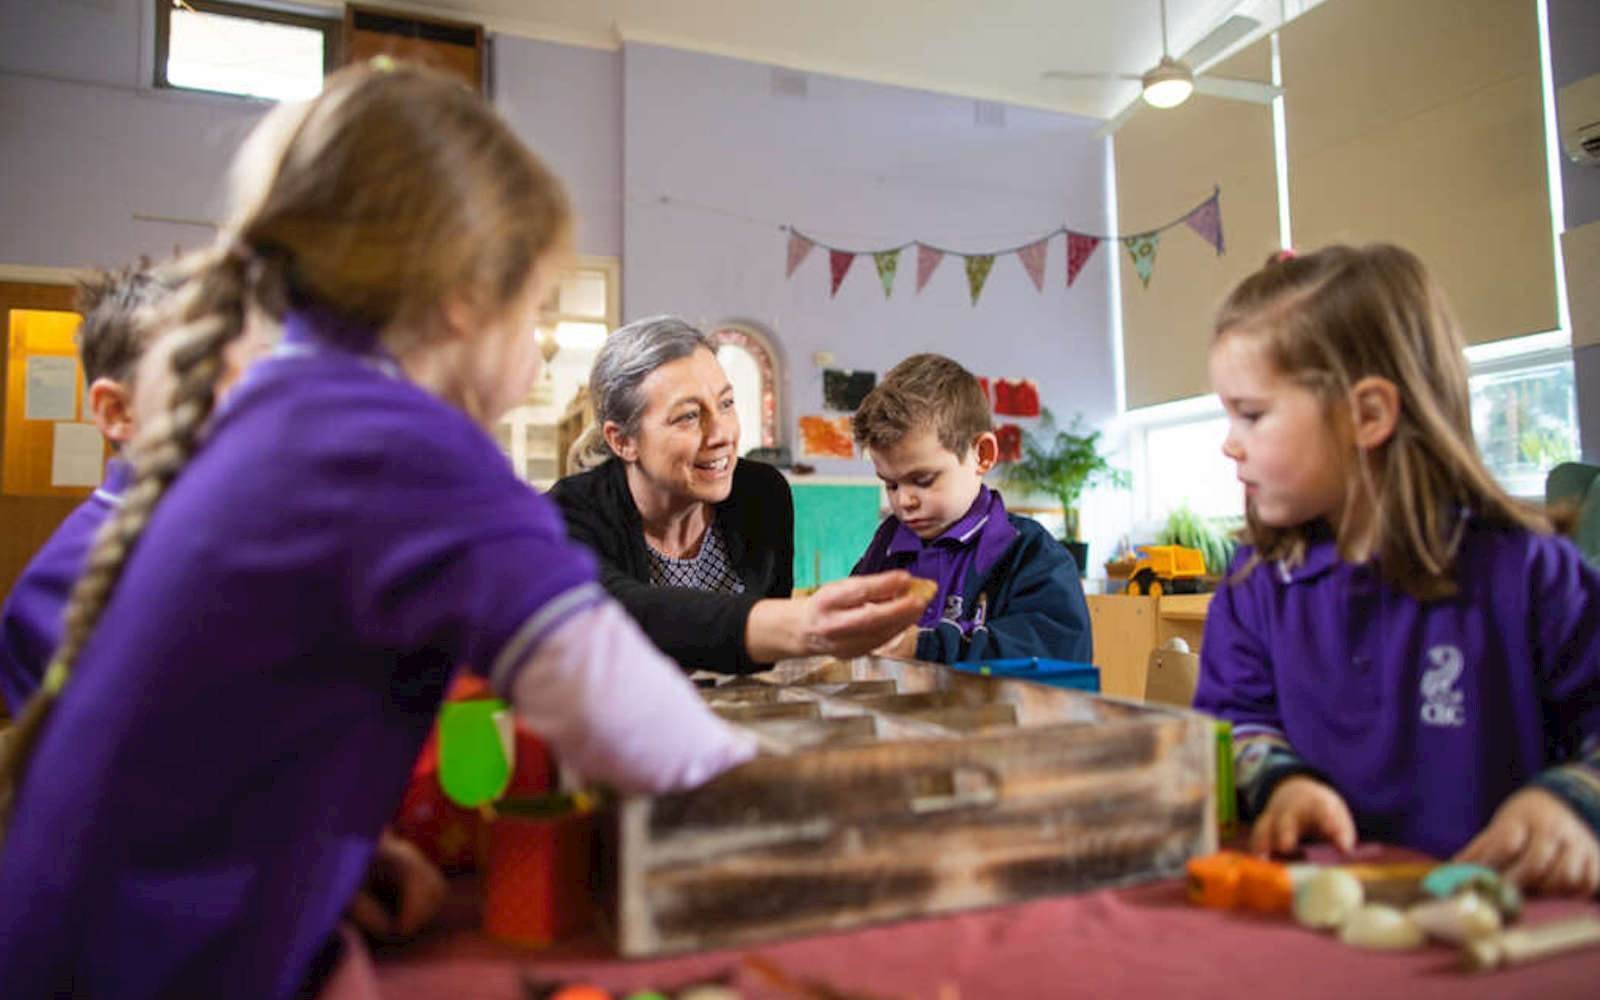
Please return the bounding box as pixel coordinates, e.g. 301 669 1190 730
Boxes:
1194 521 1600 859
0 456 130 713
0 313 603 999
870 486 1018 630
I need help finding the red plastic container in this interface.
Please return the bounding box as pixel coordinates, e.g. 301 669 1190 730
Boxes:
482 810 596 947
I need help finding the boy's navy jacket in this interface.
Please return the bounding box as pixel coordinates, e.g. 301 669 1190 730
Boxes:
853 488 1092 664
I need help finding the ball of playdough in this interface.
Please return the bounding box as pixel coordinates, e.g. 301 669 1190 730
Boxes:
1338 904 1425 950
677 987 742 1000
1294 868 1365 930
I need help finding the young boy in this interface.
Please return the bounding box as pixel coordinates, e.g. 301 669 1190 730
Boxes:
0 266 171 715
851 353 1092 664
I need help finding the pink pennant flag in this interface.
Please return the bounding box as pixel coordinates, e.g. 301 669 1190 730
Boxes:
916 244 944 293
829 250 856 297
786 231 815 278
1184 194 1225 255
1066 233 1101 287
1017 238 1048 292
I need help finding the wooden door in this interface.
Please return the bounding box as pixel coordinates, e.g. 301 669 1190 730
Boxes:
0 280 86 606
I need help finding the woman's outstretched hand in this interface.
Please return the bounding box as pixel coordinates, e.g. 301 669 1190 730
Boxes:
747 570 932 662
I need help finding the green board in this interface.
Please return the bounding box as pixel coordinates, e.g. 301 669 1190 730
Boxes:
790 481 884 589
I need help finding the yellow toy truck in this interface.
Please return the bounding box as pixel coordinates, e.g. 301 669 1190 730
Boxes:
1127 544 1207 596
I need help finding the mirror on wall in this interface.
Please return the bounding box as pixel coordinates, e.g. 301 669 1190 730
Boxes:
710 322 781 457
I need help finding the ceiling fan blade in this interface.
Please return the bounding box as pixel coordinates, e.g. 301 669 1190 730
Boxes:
1042 70 1143 83
1193 76 1282 104
1095 99 1141 140
1177 14 1261 70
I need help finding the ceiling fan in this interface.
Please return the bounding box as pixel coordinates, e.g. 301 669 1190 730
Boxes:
1042 0 1282 137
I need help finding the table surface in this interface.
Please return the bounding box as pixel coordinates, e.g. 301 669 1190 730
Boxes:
370 855 1600 1000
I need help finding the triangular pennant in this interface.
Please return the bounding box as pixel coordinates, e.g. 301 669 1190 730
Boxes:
1017 239 1048 293
872 249 900 299
786 231 815 278
829 250 856 297
1066 233 1100 287
1184 195 1225 255
965 255 995 305
1123 233 1160 288
916 244 944 293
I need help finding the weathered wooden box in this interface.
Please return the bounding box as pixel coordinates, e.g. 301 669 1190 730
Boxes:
602 655 1216 957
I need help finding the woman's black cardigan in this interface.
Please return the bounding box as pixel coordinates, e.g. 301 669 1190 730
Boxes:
547 457 794 675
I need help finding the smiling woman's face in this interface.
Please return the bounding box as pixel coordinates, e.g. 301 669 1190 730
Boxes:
616 347 741 507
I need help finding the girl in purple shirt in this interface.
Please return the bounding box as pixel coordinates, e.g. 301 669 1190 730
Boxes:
0 65 918 999
1196 245 1600 897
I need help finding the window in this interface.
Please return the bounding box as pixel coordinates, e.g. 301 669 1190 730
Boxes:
155 0 336 101
495 258 620 488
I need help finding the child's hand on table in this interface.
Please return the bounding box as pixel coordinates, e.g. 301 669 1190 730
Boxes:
1455 787 1600 897
350 830 448 940
1251 775 1356 856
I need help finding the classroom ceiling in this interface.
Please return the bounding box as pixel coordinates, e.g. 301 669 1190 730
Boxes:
322 0 1319 119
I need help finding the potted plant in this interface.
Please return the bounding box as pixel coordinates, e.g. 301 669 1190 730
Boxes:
1000 408 1128 575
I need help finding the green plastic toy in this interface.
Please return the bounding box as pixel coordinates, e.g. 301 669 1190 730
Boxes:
438 698 514 809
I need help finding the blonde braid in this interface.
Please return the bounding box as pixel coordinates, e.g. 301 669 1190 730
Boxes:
0 249 251 840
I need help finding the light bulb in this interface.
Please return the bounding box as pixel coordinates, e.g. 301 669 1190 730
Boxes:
1142 76 1193 109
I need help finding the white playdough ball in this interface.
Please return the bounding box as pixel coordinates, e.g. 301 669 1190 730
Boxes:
1293 868 1364 931
1338 904 1426 950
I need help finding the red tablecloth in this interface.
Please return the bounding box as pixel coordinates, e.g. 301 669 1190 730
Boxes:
371 866 1600 999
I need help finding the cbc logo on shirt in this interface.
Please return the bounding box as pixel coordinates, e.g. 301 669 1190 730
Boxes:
1420 645 1466 728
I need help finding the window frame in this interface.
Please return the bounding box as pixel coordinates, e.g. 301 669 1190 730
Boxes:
153 0 339 100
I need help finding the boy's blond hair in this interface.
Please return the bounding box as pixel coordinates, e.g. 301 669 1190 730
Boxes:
852 353 992 458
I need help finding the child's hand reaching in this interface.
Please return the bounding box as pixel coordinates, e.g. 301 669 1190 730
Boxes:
349 831 448 941
1455 788 1600 897
1250 775 1357 856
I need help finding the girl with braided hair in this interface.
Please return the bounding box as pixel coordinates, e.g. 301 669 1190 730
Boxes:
0 64 921 998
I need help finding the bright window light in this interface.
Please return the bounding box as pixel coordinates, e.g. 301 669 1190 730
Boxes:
163 4 328 101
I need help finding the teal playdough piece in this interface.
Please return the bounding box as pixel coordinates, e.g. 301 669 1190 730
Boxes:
438 698 512 809
1421 862 1496 898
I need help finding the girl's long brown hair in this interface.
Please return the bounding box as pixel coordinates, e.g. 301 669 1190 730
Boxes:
0 63 573 839
1216 244 1548 600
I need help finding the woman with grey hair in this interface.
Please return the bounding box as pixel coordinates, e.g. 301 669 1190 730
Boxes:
550 316 924 674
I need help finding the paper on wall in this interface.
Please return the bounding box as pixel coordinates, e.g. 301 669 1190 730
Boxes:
25 356 78 420
50 422 103 487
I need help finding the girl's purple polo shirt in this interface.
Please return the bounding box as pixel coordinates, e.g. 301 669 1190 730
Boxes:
0 457 130 713
1194 521 1600 858
0 318 601 998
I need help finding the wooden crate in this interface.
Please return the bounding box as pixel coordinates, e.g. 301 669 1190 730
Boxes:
600 656 1216 956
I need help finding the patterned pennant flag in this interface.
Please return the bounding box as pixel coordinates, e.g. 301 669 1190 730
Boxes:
965 255 995 305
1017 239 1048 293
1184 195 1225 255
916 244 944 293
786 231 815 278
1066 233 1100 287
872 249 900 299
829 250 856 297
1123 234 1160 288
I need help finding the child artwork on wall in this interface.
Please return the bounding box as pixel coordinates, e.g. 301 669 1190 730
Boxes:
996 424 1022 463
822 369 876 412
799 415 856 459
976 376 992 410
994 378 1041 417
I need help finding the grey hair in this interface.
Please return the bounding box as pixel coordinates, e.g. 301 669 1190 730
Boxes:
587 315 716 451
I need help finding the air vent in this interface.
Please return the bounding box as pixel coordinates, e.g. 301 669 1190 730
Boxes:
974 100 1007 128
771 68 808 99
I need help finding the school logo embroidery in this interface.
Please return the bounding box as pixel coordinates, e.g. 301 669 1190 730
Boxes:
1420 645 1466 728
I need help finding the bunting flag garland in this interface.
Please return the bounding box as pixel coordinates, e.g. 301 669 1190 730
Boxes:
784 186 1221 304
1184 192 1224 255
1017 239 1048 293
1123 233 1160 288
965 255 995 305
872 249 900 298
828 250 856 297
1066 233 1100 287
786 231 815 278
916 245 944 293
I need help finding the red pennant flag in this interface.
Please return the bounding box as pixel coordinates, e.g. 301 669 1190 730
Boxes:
1017 239 1048 293
916 244 944 293
786 231 815 278
1066 233 1100 287
828 250 856 297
